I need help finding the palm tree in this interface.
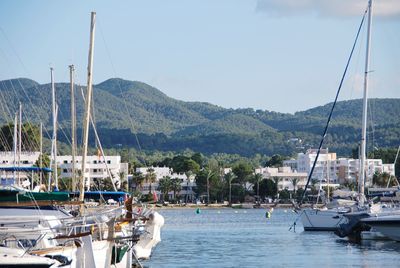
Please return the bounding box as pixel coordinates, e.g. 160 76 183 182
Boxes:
253 173 263 201
158 176 172 201
291 178 299 195
118 171 128 192
272 176 280 198
132 171 144 191
170 178 182 202
145 168 157 193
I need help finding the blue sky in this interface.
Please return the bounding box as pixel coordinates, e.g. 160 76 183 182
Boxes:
0 0 399 113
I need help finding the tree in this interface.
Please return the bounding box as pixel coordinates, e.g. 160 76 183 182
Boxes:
265 154 286 167
373 172 396 187
145 168 157 193
251 173 263 201
131 171 145 191
259 179 277 198
224 172 236 205
191 153 204 168
158 176 172 201
291 178 299 195
0 123 40 151
119 171 128 192
170 178 182 201
232 161 253 186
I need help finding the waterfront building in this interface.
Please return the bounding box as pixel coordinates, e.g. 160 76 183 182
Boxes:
283 148 395 186
0 151 40 185
255 166 308 191
58 155 128 189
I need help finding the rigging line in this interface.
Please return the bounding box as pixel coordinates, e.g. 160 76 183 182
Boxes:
0 30 53 141
348 21 366 101
0 28 48 138
20 110 40 151
0 59 46 143
80 86 118 192
0 82 17 150
97 21 145 159
386 145 400 188
299 6 369 206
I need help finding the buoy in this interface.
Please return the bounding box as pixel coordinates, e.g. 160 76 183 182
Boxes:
195 207 201 214
266 211 271 219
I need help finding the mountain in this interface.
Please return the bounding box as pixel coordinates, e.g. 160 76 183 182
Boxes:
0 77 399 157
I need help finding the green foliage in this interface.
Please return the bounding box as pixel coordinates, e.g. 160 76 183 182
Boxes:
0 122 40 151
170 178 182 201
258 178 278 198
232 161 253 186
0 77 398 158
372 172 396 187
158 176 172 201
265 154 286 167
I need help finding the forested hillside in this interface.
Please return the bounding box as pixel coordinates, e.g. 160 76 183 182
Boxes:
0 78 398 157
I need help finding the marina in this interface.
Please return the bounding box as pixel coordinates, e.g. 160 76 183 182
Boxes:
145 208 400 267
0 0 399 267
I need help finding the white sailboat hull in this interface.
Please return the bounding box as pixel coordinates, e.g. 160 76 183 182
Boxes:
301 208 349 231
133 211 165 260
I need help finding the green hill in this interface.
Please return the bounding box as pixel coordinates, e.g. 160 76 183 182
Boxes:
0 77 399 157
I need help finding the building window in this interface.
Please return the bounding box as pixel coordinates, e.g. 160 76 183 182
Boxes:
107 160 111 164
63 169 68 173
64 160 68 164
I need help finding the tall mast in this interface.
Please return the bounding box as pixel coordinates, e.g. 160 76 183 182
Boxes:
18 103 22 184
359 0 373 206
79 11 96 204
51 67 58 190
40 122 43 185
69 65 77 191
13 113 17 182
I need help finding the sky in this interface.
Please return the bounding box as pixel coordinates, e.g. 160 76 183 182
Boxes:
0 0 399 114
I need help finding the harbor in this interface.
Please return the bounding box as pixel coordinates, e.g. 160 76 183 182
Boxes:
145 208 400 267
0 0 399 267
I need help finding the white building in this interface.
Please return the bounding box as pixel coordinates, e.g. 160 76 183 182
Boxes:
283 148 396 186
0 151 41 186
256 166 308 191
58 155 128 190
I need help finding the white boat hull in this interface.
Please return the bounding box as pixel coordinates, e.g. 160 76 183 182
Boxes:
133 211 165 260
301 208 348 231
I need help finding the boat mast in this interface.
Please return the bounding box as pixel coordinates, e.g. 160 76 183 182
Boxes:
18 102 21 184
40 122 43 185
13 113 17 183
69 64 77 192
51 67 58 190
359 0 373 206
79 11 96 204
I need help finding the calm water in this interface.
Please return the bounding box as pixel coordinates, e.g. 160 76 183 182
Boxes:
143 208 400 268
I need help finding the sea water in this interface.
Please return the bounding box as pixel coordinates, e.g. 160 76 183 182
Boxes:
143 208 400 267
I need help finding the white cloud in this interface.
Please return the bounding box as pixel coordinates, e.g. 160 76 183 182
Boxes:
256 0 400 19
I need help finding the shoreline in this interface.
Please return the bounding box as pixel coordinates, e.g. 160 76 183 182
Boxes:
151 203 319 209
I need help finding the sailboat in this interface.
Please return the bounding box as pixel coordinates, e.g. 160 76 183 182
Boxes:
299 0 381 232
